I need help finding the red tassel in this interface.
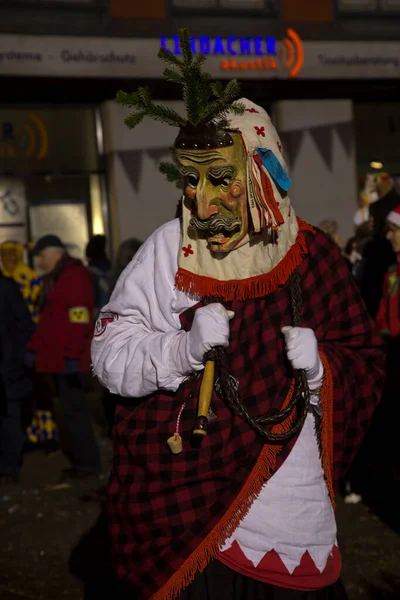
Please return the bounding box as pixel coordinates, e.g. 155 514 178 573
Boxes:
319 352 335 508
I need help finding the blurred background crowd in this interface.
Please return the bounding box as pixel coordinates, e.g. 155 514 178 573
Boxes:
0 233 142 485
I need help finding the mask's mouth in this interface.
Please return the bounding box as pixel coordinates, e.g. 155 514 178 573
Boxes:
190 214 242 246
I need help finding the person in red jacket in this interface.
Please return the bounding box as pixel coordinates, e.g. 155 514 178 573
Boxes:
30 235 100 479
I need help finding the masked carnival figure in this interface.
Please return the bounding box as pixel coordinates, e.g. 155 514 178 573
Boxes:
91 31 385 600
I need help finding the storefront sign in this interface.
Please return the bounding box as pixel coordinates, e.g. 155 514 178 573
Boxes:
0 112 48 161
2 33 400 79
160 30 304 78
160 35 279 57
0 107 99 175
0 178 27 244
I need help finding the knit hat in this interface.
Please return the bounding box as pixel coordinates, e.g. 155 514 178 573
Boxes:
32 235 65 255
386 205 400 228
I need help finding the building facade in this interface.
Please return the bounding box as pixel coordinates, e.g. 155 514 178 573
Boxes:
1 0 400 251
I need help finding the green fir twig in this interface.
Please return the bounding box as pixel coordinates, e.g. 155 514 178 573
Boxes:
159 161 184 190
117 28 244 132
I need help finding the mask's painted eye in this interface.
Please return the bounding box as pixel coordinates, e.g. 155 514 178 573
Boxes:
187 174 199 188
208 169 234 188
209 175 232 188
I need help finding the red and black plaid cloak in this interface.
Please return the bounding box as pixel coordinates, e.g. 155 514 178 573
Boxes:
108 229 385 600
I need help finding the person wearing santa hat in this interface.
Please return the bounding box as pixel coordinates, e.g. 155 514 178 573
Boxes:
361 174 400 318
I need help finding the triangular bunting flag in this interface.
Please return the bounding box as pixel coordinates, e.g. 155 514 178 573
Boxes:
148 148 170 164
280 130 304 170
309 125 333 171
335 122 353 157
118 150 143 194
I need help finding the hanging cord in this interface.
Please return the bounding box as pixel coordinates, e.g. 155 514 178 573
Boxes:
174 403 186 440
203 269 310 442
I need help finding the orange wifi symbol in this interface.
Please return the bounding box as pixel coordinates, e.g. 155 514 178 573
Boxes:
22 112 48 161
280 29 304 79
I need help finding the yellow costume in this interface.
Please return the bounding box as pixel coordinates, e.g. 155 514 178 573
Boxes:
0 241 41 322
26 409 58 445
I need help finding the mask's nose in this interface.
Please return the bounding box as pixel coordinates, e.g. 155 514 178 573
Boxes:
196 180 219 220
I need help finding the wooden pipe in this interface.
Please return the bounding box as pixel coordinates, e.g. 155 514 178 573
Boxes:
193 360 215 438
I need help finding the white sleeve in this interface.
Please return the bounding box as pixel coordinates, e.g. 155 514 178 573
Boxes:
91 219 197 398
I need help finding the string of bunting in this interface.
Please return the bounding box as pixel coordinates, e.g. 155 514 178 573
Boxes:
118 122 353 192
117 148 171 193
280 121 353 171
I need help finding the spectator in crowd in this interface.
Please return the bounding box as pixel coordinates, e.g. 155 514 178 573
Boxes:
366 205 400 484
29 235 100 480
361 173 400 318
0 269 35 484
0 240 41 322
377 205 400 338
85 235 112 318
0 240 58 451
318 219 344 250
344 207 374 287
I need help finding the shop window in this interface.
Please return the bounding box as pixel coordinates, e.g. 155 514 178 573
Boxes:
354 102 400 176
381 0 400 10
338 0 400 12
220 0 266 7
0 107 106 253
171 0 277 14
338 0 378 11
0 0 103 7
173 0 217 6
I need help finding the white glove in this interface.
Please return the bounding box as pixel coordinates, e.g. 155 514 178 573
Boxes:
168 304 234 379
187 304 234 369
281 326 323 390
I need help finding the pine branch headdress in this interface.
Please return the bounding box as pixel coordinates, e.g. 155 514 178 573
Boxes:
116 28 245 155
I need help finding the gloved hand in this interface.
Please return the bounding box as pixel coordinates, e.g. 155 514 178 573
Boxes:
188 304 234 370
281 326 323 390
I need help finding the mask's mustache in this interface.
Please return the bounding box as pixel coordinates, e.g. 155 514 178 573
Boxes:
190 213 242 235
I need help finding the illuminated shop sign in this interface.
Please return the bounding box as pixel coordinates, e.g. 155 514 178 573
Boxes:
0 113 48 160
160 35 278 57
160 29 304 78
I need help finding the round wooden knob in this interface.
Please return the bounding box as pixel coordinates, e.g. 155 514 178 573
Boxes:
167 434 183 454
